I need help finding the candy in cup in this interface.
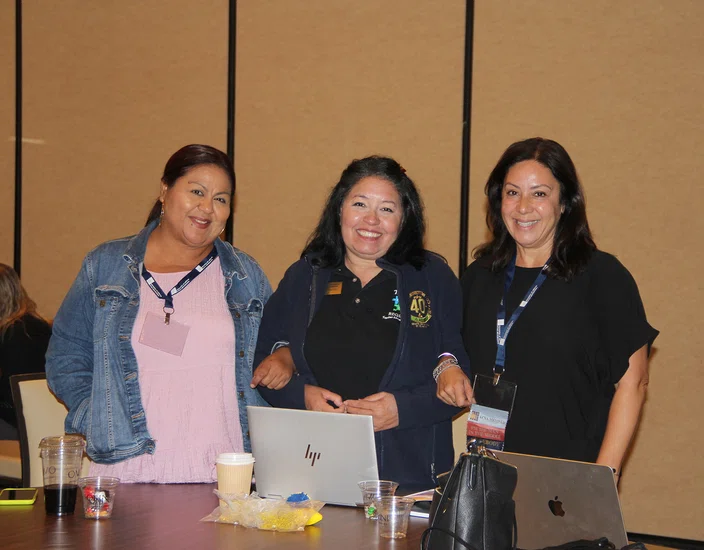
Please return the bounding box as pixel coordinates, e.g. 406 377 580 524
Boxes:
78 477 120 519
357 480 398 519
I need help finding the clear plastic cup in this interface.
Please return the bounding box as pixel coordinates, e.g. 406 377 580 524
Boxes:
357 480 399 519
77 477 120 519
375 496 415 539
39 435 86 515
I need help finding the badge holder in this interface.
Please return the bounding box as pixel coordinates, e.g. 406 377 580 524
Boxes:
465 374 517 452
139 311 190 356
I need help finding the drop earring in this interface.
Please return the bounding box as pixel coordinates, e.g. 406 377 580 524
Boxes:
159 203 165 226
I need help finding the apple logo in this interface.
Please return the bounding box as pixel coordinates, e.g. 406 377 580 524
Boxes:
548 496 565 517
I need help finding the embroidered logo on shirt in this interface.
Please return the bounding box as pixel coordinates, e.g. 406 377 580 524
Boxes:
383 289 401 322
409 290 432 328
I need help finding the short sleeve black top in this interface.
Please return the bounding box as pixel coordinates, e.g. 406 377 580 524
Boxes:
0 314 52 428
460 250 658 462
304 266 400 400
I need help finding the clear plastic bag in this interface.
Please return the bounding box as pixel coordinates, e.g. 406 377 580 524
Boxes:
200 490 325 532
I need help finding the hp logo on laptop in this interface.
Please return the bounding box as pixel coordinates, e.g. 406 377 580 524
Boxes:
304 444 321 466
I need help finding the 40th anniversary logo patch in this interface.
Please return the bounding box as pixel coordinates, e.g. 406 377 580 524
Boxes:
409 290 432 328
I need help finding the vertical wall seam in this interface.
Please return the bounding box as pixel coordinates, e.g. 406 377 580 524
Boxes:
459 0 475 277
225 0 237 244
14 0 23 275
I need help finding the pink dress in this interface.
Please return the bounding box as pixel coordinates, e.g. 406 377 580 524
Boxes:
90 257 243 483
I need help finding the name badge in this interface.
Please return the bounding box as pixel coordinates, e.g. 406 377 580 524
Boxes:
466 404 509 445
325 281 343 295
464 374 517 452
139 311 190 356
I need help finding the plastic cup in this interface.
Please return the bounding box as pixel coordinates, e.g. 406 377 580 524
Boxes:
375 496 414 539
216 453 255 496
39 435 86 515
77 477 120 519
357 480 399 519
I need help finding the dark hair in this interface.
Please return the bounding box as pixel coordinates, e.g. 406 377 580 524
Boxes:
302 156 426 269
0 263 42 338
145 144 236 225
474 137 596 281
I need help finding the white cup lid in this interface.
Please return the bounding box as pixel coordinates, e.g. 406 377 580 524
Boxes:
216 452 255 465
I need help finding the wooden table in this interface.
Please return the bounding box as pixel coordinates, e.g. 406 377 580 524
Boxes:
0 484 429 549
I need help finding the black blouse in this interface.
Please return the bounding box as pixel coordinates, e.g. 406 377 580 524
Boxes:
461 250 658 462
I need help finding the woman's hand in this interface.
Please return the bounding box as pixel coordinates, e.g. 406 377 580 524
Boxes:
250 347 295 390
304 384 345 412
345 392 399 431
436 366 475 408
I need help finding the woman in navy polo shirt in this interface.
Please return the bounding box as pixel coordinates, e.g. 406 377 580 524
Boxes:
253 156 472 489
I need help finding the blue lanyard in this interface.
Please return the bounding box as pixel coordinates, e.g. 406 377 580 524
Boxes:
494 254 549 383
141 247 218 324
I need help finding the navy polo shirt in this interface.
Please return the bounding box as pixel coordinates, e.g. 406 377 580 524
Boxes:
304 265 400 400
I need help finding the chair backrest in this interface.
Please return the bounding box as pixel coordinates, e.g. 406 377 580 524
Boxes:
10 373 90 487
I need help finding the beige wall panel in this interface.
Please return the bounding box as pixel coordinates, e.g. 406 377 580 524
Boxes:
471 1 704 539
234 0 466 288
0 1 14 266
22 0 228 317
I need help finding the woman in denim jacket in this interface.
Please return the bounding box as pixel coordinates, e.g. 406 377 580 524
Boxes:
46 145 290 483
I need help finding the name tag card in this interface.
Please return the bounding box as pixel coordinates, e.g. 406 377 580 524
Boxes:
465 374 517 452
139 311 190 356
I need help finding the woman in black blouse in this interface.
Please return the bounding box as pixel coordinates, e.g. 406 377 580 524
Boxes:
437 138 658 480
0 264 52 439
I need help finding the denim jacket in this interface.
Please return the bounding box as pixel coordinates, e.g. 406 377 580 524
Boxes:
46 221 271 464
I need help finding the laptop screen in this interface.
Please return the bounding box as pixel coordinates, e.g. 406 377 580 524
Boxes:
495 451 628 549
247 406 379 506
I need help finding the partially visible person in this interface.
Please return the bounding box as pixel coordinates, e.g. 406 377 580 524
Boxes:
0 264 52 440
46 144 283 483
437 138 658 480
253 156 471 489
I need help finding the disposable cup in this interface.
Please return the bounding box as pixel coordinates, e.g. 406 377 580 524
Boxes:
77 477 120 519
39 435 86 516
216 453 255 496
357 480 398 519
375 496 414 539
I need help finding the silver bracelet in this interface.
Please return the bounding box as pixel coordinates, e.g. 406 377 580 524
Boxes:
433 357 460 382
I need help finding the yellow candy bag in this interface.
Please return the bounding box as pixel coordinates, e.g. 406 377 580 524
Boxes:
200 490 325 532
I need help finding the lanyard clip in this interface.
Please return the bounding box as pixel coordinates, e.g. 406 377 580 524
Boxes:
492 365 504 386
163 306 174 325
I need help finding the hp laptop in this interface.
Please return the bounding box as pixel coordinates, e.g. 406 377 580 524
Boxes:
495 451 628 549
247 406 379 506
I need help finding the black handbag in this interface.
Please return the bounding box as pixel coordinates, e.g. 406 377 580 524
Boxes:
421 442 518 550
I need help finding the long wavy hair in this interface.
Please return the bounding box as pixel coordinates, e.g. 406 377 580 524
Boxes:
302 156 427 269
474 137 596 281
0 263 42 339
145 144 236 226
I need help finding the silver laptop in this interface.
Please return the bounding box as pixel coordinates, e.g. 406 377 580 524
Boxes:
494 451 628 549
247 406 379 506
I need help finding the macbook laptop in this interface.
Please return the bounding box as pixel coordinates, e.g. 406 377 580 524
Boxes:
494 451 628 549
247 406 379 506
